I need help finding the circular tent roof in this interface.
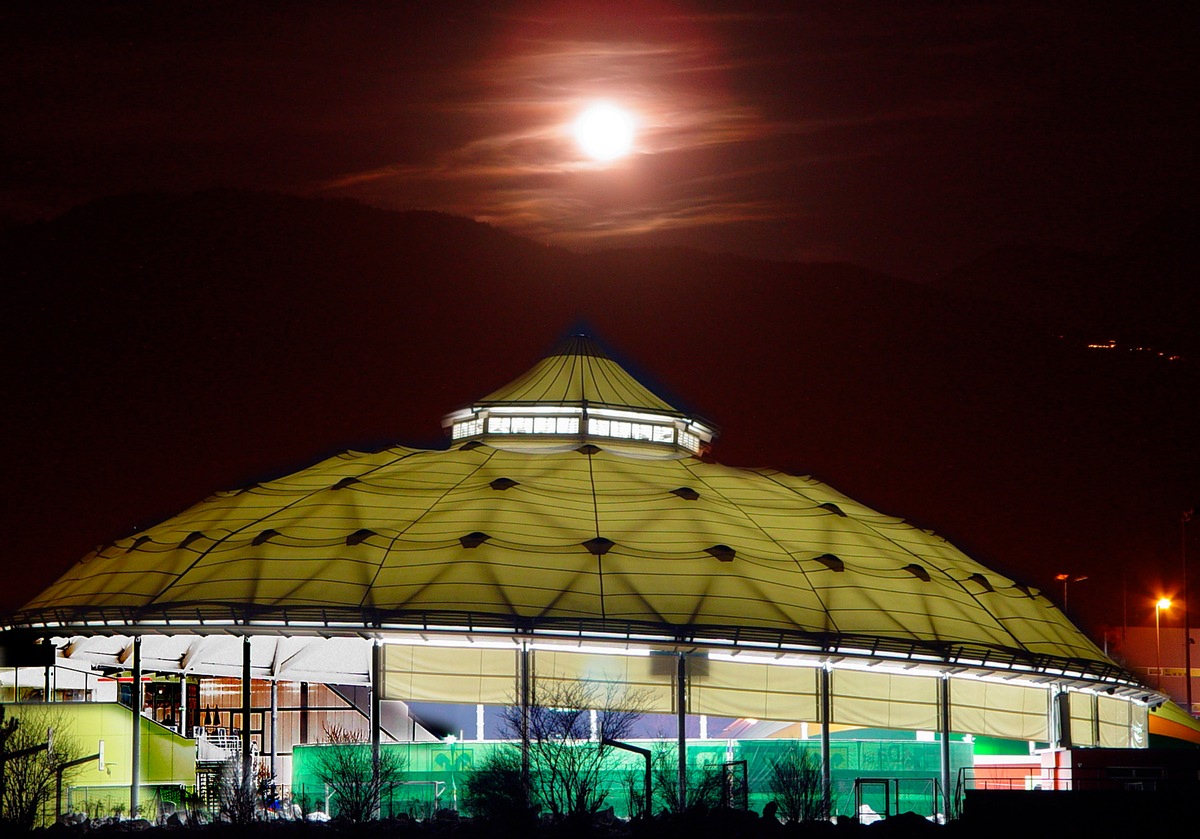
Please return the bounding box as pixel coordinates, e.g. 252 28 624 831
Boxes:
14 337 1131 686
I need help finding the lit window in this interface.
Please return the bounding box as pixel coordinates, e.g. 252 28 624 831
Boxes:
679 431 699 452
534 417 556 434
589 418 610 437
632 423 653 441
612 421 632 439
488 417 511 434
556 417 580 434
653 426 674 443
453 419 483 439
511 417 534 434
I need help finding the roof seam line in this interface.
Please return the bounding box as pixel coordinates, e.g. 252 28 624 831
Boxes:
683 460 841 637
356 447 501 612
146 448 420 610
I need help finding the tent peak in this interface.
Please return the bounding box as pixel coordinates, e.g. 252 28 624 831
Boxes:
442 336 716 457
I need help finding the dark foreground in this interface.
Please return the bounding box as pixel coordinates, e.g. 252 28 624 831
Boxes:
13 793 1196 839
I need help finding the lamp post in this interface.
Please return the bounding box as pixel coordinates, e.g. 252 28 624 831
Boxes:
1156 598 1172 689
1055 573 1088 611
1184 509 1194 713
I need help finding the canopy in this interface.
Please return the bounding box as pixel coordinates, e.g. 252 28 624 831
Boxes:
14 338 1127 688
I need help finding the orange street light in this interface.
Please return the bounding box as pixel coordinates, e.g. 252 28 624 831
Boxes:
1055 573 1089 610
1156 598 1172 688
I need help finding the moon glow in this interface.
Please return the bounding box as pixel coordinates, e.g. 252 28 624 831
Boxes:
573 103 635 162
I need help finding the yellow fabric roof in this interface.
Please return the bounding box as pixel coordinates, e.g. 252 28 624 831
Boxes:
16 337 1122 683
22 442 1108 669
473 335 683 415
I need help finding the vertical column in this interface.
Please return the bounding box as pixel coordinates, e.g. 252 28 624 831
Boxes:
1053 686 1071 749
269 680 278 781
819 664 831 819
676 653 687 808
241 637 252 791
299 682 309 743
371 640 382 818
130 636 142 817
938 676 952 821
179 675 188 738
518 643 531 799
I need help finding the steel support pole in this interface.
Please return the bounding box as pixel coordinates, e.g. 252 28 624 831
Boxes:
1184 511 1193 712
270 679 278 782
819 664 831 819
179 675 188 738
130 636 142 817
241 637 252 791
676 653 687 808
939 676 952 821
519 643 531 802
371 640 382 818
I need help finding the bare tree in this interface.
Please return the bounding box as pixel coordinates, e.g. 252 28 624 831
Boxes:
650 740 724 814
767 742 826 823
305 723 407 821
216 756 267 824
500 678 646 819
462 744 531 822
0 706 87 830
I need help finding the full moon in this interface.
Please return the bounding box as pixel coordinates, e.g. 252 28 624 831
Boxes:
573 103 635 162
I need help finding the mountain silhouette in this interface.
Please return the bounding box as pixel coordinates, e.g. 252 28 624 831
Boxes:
935 204 1200 357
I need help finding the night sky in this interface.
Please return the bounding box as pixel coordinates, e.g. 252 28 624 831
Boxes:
1 2 1197 646
3 1 1195 280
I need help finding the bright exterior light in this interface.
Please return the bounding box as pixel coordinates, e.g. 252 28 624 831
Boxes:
1157 598 1172 610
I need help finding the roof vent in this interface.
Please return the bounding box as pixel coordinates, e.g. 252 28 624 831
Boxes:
490 477 519 491
577 444 601 455
127 535 151 553
818 502 847 517
331 477 360 491
1014 583 1035 598
460 532 491 549
671 487 700 501
236 482 261 495
582 537 615 556
180 532 205 549
706 544 736 562
902 564 931 582
967 573 994 592
346 528 376 546
460 440 484 451
814 553 845 572
252 529 280 547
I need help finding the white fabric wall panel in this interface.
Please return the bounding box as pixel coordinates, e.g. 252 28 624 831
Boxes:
949 678 1050 742
1098 695 1139 748
532 650 675 712
831 669 939 730
383 644 516 704
1068 691 1097 747
690 659 819 722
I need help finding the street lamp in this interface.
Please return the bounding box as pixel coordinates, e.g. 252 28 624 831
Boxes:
1183 509 1194 712
1055 573 1088 610
1156 598 1172 689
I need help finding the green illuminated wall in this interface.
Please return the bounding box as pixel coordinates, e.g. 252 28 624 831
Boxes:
293 735 971 820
